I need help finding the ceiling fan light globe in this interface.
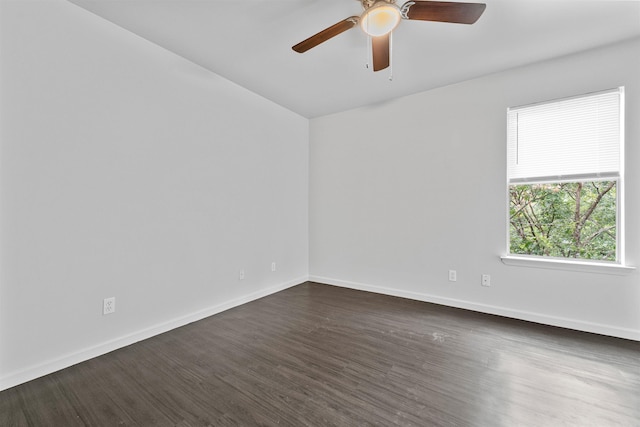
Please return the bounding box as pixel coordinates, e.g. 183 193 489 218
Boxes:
360 3 401 37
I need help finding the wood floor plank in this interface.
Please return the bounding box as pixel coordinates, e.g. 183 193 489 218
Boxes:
1 282 639 426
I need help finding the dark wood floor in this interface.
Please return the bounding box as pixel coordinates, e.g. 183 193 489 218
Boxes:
1 282 639 426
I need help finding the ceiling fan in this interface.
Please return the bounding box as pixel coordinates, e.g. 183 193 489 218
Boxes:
292 0 486 72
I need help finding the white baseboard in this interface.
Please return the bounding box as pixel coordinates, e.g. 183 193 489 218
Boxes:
0 276 307 392
309 275 640 342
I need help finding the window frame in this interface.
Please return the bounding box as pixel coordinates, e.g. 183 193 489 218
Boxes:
501 88 634 274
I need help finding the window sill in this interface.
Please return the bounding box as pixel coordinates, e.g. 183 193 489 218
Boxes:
500 255 636 275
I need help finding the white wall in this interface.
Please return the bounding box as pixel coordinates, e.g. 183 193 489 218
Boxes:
310 37 640 340
0 0 308 390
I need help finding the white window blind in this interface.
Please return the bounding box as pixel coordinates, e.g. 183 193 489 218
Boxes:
507 88 623 183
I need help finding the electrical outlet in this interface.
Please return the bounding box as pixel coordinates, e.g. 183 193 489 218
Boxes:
103 297 116 315
448 270 457 282
271 262 276 272
481 274 491 287
239 269 245 280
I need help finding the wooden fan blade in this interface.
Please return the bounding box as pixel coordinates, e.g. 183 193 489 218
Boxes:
372 34 390 72
403 1 486 24
292 17 359 53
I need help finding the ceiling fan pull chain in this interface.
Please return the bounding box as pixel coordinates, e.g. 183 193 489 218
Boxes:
366 35 372 69
389 32 393 81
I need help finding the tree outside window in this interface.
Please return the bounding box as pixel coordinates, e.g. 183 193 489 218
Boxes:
509 181 616 261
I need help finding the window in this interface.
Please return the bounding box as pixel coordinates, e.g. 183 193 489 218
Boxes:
506 88 624 264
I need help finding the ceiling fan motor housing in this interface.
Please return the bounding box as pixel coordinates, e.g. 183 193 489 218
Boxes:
360 0 398 10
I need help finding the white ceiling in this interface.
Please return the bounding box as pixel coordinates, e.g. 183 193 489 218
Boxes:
68 0 640 118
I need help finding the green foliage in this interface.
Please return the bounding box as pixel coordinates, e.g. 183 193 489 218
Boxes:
509 181 616 261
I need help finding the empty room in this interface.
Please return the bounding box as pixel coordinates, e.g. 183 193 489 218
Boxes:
1 0 639 425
